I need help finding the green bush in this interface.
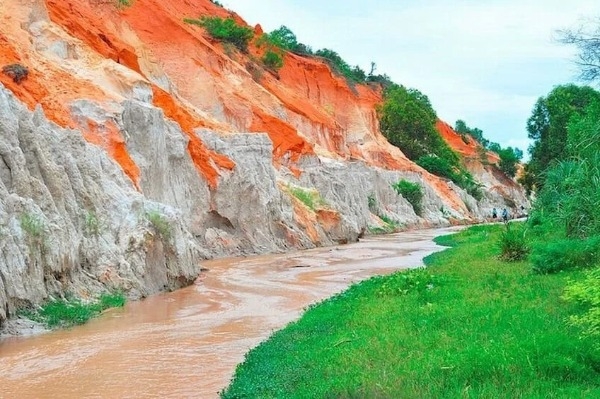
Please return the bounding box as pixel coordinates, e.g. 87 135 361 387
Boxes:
563 266 600 343
392 180 423 215
261 50 284 71
416 155 483 200
498 223 530 261
531 235 600 274
184 16 254 52
417 155 459 181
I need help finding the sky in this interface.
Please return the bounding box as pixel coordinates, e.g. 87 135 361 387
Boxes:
223 0 599 158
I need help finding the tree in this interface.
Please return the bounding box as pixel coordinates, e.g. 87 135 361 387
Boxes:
558 19 600 83
526 84 600 187
266 26 298 52
378 84 442 160
497 147 523 178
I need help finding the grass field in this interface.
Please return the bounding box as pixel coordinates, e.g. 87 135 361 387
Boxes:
221 225 600 398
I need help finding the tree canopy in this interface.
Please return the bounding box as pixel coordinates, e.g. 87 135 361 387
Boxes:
526 84 600 188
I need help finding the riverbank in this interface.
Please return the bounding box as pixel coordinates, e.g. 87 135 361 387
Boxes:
0 227 461 398
221 224 600 398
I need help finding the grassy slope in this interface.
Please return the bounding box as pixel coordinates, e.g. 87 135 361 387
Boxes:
222 225 600 399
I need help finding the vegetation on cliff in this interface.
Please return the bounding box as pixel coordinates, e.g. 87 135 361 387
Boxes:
221 225 600 398
22 292 126 329
454 119 523 178
378 84 483 199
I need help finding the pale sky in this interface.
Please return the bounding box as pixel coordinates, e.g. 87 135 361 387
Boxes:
223 0 599 157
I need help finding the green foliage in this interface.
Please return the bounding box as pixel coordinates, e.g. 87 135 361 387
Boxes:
377 267 442 297
416 155 483 200
24 292 126 328
454 119 488 148
209 0 223 6
526 84 600 188
379 84 458 166
530 236 600 274
498 223 530 261
315 48 367 85
145 210 172 241
184 16 254 52
116 0 132 7
497 146 523 178
221 225 600 398
261 50 284 71
377 214 400 231
84 211 101 237
288 186 326 211
454 119 523 179
367 194 377 213
392 180 423 215
264 25 313 55
20 212 45 246
563 266 600 342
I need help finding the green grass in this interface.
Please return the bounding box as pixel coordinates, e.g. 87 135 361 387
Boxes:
288 186 327 211
24 292 126 329
145 210 172 241
221 225 600 398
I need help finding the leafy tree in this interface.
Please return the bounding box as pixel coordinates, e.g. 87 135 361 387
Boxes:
265 26 313 55
454 120 488 147
497 147 523 178
526 84 600 187
378 84 442 160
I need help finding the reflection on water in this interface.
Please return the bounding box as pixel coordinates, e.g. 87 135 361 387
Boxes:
0 227 461 398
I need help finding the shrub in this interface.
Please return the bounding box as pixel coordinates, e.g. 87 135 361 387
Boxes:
20 212 45 247
531 235 600 274
145 210 172 241
563 266 600 343
417 155 459 181
498 223 530 261
261 50 284 72
392 180 423 215
315 48 366 84
184 16 253 52
23 291 126 328
288 186 327 211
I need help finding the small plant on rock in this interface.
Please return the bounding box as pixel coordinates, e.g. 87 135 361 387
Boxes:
20 212 45 247
2 64 29 84
145 210 172 242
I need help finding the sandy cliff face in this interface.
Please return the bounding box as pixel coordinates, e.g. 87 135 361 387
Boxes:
0 0 527 328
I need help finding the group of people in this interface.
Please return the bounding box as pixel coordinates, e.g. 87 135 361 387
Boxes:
491 206 527 223
492 207 509 222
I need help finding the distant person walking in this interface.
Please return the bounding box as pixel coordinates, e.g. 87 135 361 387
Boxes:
502 208 509 223
492 208 497 219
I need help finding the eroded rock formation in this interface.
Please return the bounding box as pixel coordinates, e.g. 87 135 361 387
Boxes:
0 0 528 328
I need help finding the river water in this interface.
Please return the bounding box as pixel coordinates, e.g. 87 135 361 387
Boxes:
0 227 461 398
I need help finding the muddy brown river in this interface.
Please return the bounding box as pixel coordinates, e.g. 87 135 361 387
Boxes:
0 227 461 398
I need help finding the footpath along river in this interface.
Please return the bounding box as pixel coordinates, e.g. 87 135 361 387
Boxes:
0 226 462 398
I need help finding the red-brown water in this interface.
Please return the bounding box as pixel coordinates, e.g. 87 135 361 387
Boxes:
0 227 461 398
